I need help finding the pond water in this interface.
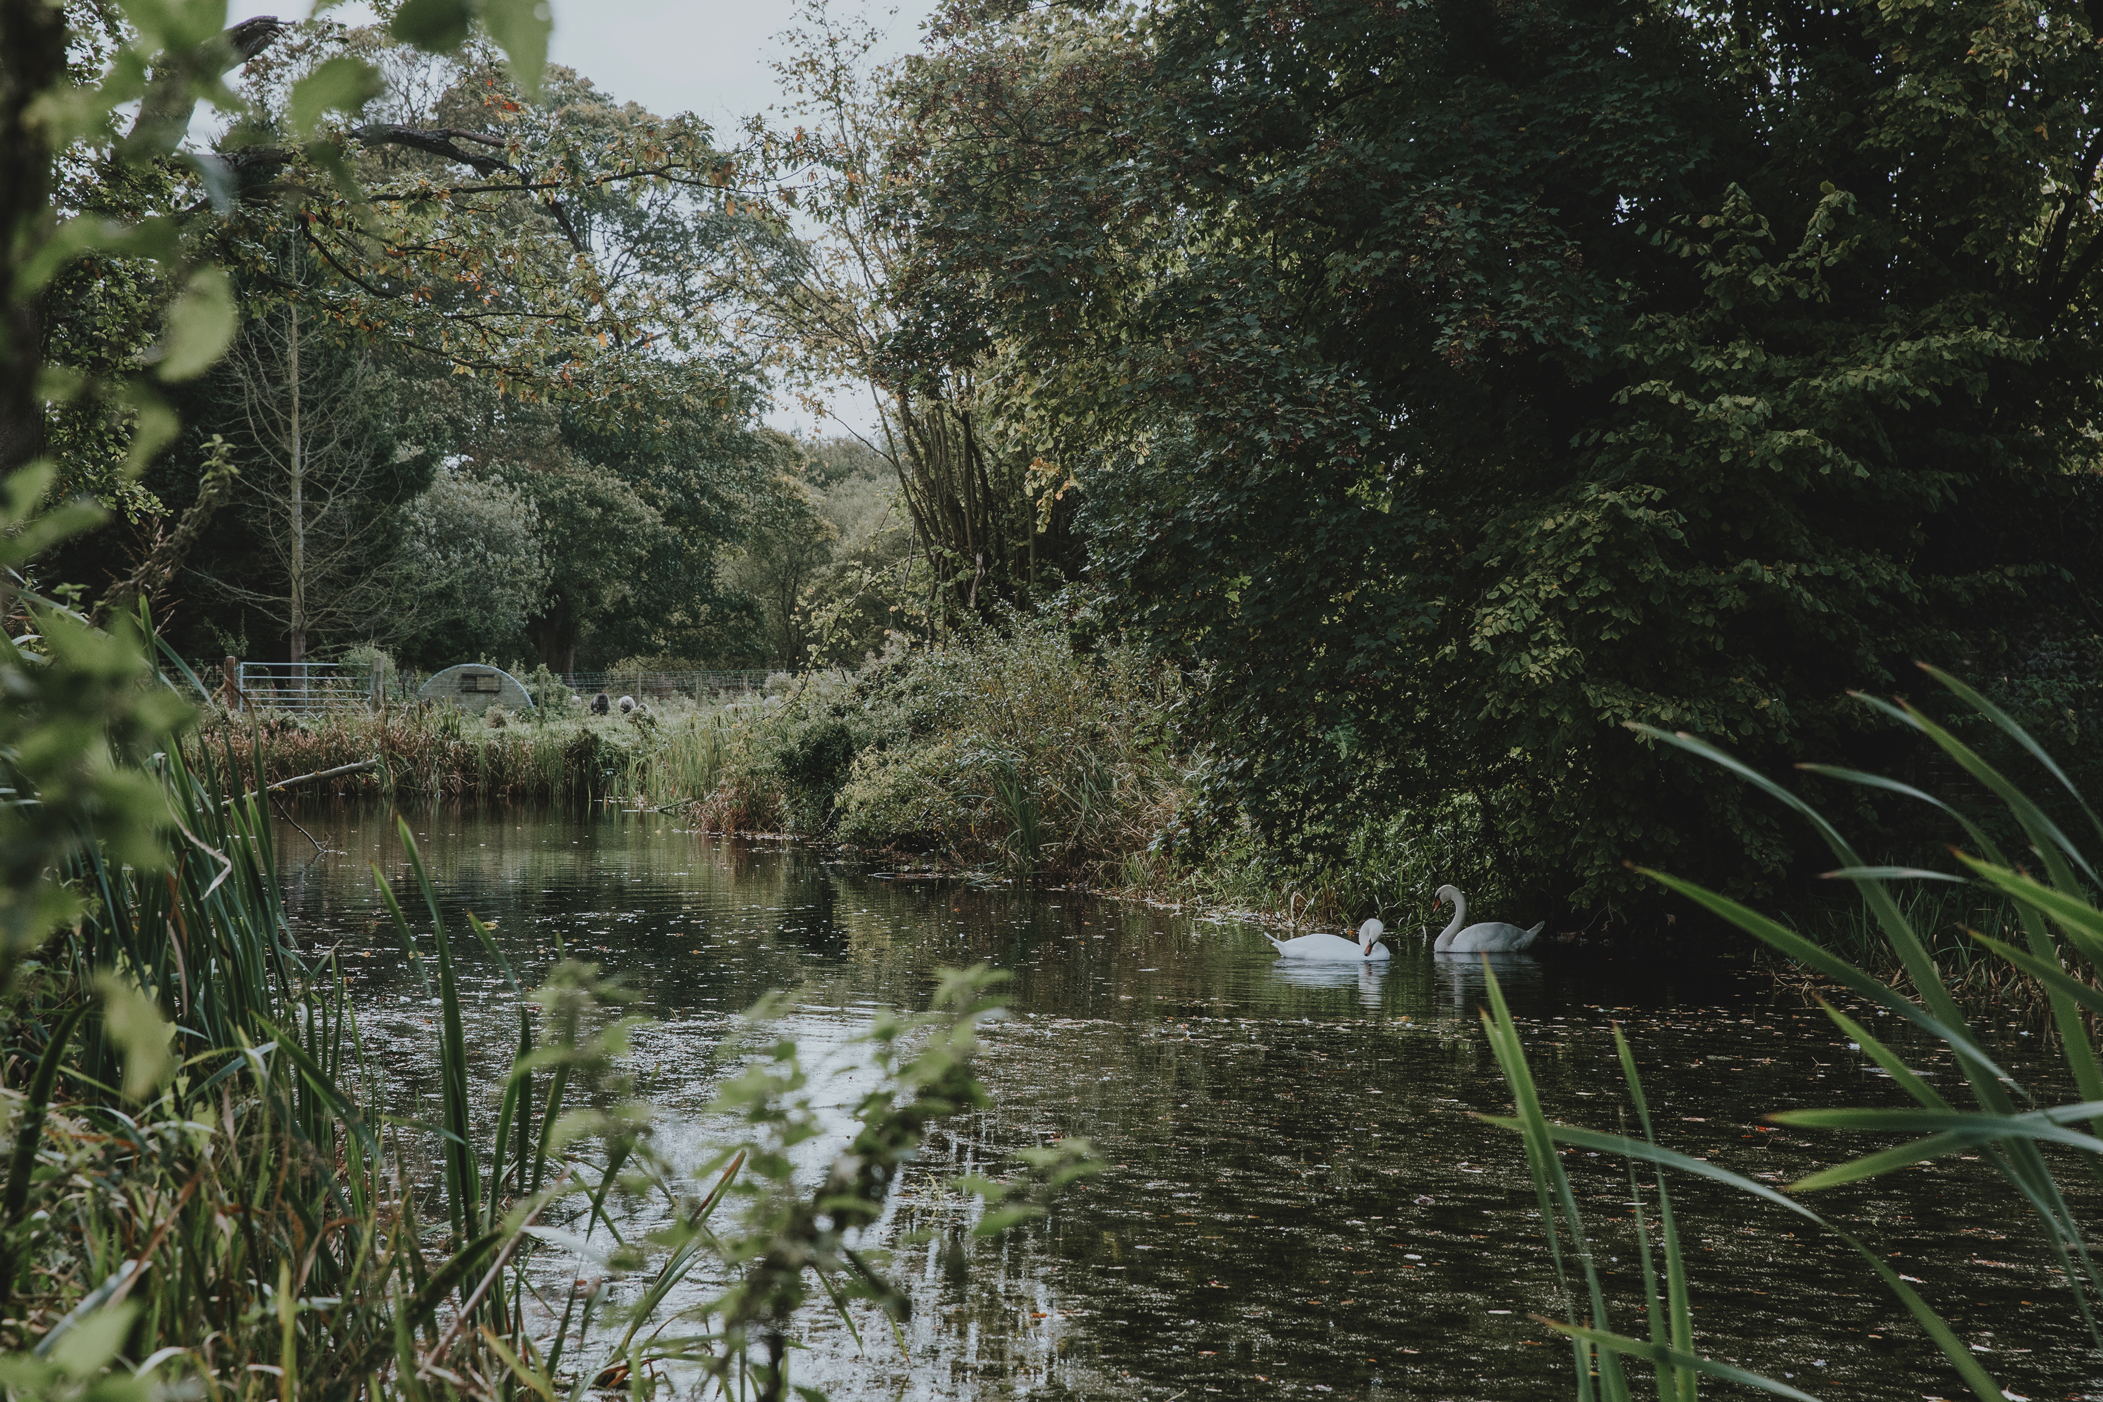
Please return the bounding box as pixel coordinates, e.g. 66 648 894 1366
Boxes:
275 806 2096 1401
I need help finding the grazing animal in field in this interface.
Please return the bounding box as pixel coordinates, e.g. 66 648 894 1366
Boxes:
591 692 610 715
1263 919 1391 961
1431 885 1543 952
617 694 637 714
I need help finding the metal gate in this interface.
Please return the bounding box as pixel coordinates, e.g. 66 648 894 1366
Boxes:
233 661 381 716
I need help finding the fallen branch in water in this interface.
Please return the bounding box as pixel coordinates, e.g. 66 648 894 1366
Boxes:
225 758 379 806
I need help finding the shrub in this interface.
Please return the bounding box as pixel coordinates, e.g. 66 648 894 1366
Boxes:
690 615 1187 875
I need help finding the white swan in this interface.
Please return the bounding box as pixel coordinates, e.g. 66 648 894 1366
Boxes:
1432 885 1543 953
1264 918 1391 961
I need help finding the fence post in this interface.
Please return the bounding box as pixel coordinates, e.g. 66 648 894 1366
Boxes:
223 656 241 714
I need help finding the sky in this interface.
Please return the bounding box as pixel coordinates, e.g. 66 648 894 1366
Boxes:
217 0 937 436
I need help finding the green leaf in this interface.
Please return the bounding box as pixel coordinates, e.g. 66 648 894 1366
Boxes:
1638 868 2015 1086
115 0 227 52
482 0 552 94
1770 1104 2103 1156
290 56 384 138
1785 1133 1973 1192
50 1302 135 1378
1953 854 2103 968
1816 1002 1950 1111
122 388 180 477
95 970 175 1101
303 139 369 204
392 0 476 53
153 266 236 381
1478 1115 1822 1224
0 464 106 569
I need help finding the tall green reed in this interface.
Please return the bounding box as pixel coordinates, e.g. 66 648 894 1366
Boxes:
610 713 732 809
1483 664 2103 1401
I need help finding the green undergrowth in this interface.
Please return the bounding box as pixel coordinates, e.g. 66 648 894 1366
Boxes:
659 616 1520 932
689 616 1192 873
184 698 750 806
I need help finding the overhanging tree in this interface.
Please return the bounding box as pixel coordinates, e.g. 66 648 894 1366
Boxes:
894 0 2103 914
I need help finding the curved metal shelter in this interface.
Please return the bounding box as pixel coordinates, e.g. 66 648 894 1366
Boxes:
417 663 535 713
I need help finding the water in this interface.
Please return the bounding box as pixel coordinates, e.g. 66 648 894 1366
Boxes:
277 806 2097 1400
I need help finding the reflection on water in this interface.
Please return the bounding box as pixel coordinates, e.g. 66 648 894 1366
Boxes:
276 806 2098 1401
1269 958 1389 1010
1429 950 1544 1018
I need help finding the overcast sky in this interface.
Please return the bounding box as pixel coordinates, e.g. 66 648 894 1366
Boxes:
220 0 936 436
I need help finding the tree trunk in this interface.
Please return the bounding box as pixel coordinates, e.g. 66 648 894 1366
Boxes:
534 610 575 674
0 0 68 474
286 303 306 666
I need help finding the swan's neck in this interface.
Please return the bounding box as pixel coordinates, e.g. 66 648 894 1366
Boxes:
1433 892 1466 951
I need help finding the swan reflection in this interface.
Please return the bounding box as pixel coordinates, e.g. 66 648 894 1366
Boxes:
1432 950 1543 1018
1269 957 1388 1008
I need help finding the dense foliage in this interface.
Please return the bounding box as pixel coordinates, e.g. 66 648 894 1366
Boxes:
887 0 2103 914
695 617 1187 875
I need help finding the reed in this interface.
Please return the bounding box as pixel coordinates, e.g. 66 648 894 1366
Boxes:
1481 665 2103 1401
612 712 733 811
679 619 1190 878
185 707 638 805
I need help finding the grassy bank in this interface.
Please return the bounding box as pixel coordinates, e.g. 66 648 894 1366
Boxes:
657 625 2103 983
187 696 756 806
647 618 1522 934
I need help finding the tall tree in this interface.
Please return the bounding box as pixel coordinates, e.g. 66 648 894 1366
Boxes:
896 0 2103 912
731 2 1079 629
191 297 407 661
389 467 549 662
224 22 761 413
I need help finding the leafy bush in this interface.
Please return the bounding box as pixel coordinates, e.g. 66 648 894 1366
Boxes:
693 616 1187 875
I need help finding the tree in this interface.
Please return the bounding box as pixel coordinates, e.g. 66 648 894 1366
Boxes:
557 399 772 668
730 1 1079 629
223 19 761 415
895 0 2103 913
186 19 781 672
188 295 411 662
387 467 548 662
721 435 836 666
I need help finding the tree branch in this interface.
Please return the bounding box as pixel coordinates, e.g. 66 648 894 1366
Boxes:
95 437 240 624
350 124 518 175
125 16 287 148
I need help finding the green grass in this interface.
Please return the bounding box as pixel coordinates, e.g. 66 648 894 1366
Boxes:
185 699 752 809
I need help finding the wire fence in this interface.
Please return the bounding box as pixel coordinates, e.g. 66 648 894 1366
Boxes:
232 661 381 716
557 670 777 705
220 661 784 715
